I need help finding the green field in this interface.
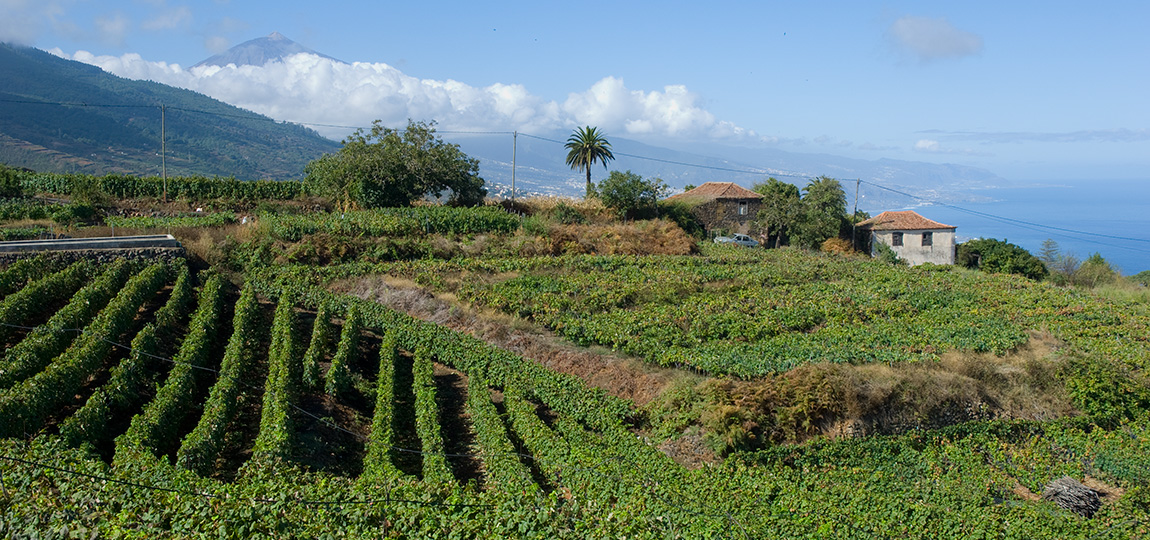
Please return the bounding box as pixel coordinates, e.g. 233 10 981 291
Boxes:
0 175 1147 538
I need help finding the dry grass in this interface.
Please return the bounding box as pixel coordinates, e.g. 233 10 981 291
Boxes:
523 219 697 256
700 330 1076 449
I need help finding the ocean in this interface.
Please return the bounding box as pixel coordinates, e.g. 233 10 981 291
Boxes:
859 179 1150 275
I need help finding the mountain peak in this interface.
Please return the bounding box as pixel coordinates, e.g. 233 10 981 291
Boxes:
192 32 344 68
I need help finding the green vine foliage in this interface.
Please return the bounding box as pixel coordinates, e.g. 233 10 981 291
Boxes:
0 261 169 438
325 305 360 399
251 289 299 464
412 347 451 484
0 253 1147 537
59 262 193 448
362 331 400 480
116 273 226 460
175 282 262 475
300 301 333 392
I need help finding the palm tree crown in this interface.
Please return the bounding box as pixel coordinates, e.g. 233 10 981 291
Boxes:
564 126 615 198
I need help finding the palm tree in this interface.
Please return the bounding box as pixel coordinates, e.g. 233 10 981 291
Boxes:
564 126 615 198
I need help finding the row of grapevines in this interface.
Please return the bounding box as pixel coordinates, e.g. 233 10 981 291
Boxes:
324 305 360 398
0 255 62 298
105 212 238 229
247 264 634 435
412 347 452 484
361 332 400 480
250 289 300 463
116 273 226 460
260 207 519 242
59 261 195 448
0 259 133 390
465 372 535 492
21 172 306 202
0 225 49 241
300 302 333 391
0 259 94 345
0 261 171 438
175 282 262 475
262 212 422 241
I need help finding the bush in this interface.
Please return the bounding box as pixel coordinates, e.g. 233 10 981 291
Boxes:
551 202 587 225
874 242 906 266
820 237 854 254
1133 270 1150 287
957 238 1048 280
595 170 667 220
1072 253 1117 288
0 165 24 198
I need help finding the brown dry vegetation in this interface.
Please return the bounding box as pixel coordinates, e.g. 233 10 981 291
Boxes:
338 274 1080 468
521 220 697 256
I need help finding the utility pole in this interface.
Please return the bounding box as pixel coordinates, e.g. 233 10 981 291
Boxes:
852 178 860 251
511 130 517 201
161 104 167 203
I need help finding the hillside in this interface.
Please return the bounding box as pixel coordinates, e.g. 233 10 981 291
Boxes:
0 43 339 180
0 178 1146 537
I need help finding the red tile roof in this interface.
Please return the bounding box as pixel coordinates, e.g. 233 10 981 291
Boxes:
856 210 955 231
665 182 763 203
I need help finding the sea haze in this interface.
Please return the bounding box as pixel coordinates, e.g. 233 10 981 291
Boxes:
878 179 1150 275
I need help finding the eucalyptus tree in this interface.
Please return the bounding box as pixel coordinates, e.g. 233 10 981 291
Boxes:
564 126 615 198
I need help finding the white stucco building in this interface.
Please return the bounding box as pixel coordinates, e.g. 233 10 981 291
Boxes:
857 210 956 266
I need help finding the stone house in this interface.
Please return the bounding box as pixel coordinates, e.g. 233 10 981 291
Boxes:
856 210 956 266
664 182 763 234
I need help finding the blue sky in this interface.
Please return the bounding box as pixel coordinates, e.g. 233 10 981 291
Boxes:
3 0 1150 181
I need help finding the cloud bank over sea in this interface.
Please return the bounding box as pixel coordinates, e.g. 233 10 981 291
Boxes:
58 49 757 142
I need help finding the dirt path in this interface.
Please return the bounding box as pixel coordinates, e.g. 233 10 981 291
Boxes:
337 276 681 408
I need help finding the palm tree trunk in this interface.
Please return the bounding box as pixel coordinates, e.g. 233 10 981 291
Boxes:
585 166 594 198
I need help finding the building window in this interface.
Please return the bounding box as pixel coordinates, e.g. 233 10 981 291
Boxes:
922 232 933 246
891 232 903 246
738 202 748 216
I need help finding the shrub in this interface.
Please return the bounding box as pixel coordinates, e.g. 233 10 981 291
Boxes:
820 237 854 254
957 238 1048 280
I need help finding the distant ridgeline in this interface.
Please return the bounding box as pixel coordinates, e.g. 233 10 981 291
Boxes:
0 43 339 180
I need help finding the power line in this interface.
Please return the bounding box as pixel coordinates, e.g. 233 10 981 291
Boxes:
859 180 1150 254
7 96 1146 255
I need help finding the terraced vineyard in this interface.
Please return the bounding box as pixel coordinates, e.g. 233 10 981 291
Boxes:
1 257 1148 538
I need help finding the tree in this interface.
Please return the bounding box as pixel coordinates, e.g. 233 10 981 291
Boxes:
305 119 485 210
956 238 1048 281
0 164 24 198
564 126 615 198
792 176 847 249
596 170 668 220
1038 238 1088 285
752 177 802 248
1039 239 1061 265
1073 253 1117 288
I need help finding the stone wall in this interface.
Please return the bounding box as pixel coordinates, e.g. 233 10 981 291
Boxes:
690 198 761 234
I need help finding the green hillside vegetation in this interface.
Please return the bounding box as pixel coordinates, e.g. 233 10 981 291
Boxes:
0 43 339 179
0 173 1147 537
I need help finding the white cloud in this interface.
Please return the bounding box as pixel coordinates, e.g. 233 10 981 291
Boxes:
61 50 754 142
913 138 989 156
95 12 129 46
915 139 941 152
142 6 191 31
888 16 982 63
0 0 61 45
921 128 1150 144
560 77 738 138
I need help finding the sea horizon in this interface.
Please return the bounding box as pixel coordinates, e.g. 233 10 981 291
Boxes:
865 178 1150 275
